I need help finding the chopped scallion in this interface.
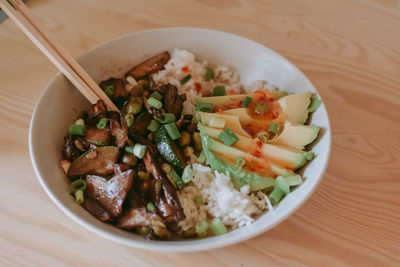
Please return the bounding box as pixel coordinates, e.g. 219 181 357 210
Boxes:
217 128 239 146
124 113 134 128
205 68 214 81
75 189 84 204
74 118 85 126
268 122 279 134
97 118 108 129
70 179 86 193
213 85 226 96
137 79 150 89
210 218 227 236
147 119 160 132
285 175 303 186
104 85 115 98
275 176 290 195
242 96 252 107
180 74 192 84
195 221 209 237
133 144 147 159
182 165 194 183
195 102 214 112
69 124 85 136
254 102 269 115
164 123 181 140
125 146 134 154
236 157 245 169
269 187 284 205
147 97 162 109
146 202 155 211
157 113 176 124
150 91 163 101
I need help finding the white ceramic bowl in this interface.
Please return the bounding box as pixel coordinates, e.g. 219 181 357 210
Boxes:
29 27 331 252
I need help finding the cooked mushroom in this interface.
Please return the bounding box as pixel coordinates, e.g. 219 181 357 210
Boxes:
99 78 129 108
131 112 153 136
113 163 130 175
85 126 111 146
163 84 186 118
82 198 112 222
126 51 170 79
86 169 134 217
67 146 120 178
62 135 80 161
90 99 107 116
109 118 128 148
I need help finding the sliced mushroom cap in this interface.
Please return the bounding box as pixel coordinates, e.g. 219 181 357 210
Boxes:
90 99 107 116
85 126 111 146
126 51 170 79
86 169 135 217
132 112 153 136
82 198 112 222
67 146 120 178
109 118 128 148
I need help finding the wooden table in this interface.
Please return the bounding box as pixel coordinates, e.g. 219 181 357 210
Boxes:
1 0 399 266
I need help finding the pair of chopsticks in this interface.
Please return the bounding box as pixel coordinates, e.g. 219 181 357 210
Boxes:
0 0 119 111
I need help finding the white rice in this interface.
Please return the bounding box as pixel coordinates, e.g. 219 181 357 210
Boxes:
153 49 274 230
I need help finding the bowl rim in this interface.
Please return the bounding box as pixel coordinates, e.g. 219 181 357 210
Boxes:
29 26 331 252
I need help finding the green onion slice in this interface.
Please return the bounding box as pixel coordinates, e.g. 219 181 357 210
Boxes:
268 122 279 134
147 119 160 132
75 189 84 204
205 68 214 81
242 96 252 107
146 202 156 212
164 123 181 140
269 187 284 206
150 91 163 101
125 146 134 154
217 128 239 146
157 113 176 124
254 102 269 115
210 218 227 236
69 124 85 136
104 85 115 98
195 221 209 237
147 97 163 109
180 74 192 85
133 144 147 159
195 102 214 113
213 85 226 96
70 179 86 193
97 118 108 129
182 165 194 184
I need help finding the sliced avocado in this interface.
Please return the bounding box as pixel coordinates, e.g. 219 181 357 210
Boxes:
154 126 185 174
195 94 251 107
200 133 275 191
308 95 322 113
198 112 251 137
222 108 269 129
267 122 320 150
67 146 120 178
278 92 312 124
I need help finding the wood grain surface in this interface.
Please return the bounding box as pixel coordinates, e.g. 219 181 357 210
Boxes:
0 0 399 266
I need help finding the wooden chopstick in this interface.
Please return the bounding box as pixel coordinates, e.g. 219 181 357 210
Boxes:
0 0 119 111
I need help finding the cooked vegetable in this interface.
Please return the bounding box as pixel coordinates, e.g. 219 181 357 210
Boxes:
210 218 227 235
137 79 150 90
67 146 120 177
183 146 194 158
268 122 279 134
133 112 153 135
147 120 160 132
164 123 181 140
97 118 108 129
205 68 214 81
69 124 85 136
147 132 154 141
146 202 156 211
213 85 226 96
182 165 193 183
254 102 269 115
74 190 84 204
217 128 239 146
308 95 322 113
70 179 86 193
125 146 134 154
178 131 191 147
195 221 209 237
157 113 176 124
121 153 137 167
148 97 163 109
180 74 192 84
161 163 184 189
192 132 202 151
85 126 111 145
124 113 134 127
269 176 290 205
133 144 147 159
82 198 111 222
104 85 115 98
75 118 85 126
195 102 213 112
150 91 163 101
242 96 251 107
126 51 170 79
269 187 284 205
127 97 143 115
286 175 303 186
138 171 150 180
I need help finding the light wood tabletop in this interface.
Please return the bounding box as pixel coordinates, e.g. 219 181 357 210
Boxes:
1 0 399 266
